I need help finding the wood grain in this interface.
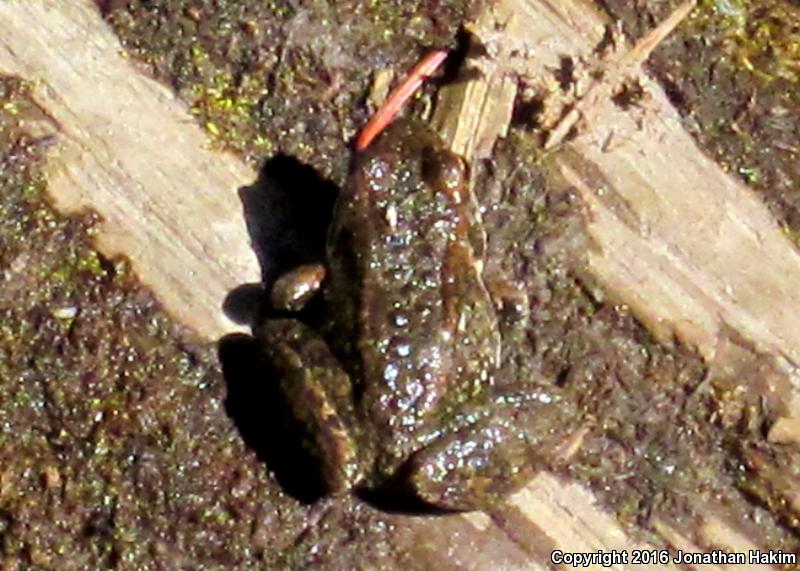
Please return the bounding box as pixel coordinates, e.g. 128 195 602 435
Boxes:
442 0 800 398
0 0 260 339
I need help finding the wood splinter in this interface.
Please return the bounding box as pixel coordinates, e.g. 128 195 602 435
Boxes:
544 0 697 149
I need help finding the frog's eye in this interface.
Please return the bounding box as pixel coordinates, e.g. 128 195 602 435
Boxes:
421 149 466 194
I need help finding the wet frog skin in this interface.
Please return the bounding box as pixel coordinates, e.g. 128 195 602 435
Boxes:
260 120 556 511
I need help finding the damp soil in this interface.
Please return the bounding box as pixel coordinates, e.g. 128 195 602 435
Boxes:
2 0 800 569
102 0 471 184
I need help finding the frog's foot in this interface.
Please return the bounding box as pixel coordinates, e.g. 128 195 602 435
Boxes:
404 391 567 512
405 418 537 511
260 318 362 493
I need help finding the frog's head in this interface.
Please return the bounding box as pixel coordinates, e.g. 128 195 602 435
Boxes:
354 119 467 209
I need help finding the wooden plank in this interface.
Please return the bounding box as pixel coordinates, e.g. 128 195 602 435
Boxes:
440 0 800 401
0 0 260 339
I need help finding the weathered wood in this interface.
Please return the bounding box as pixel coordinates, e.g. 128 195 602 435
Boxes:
441 0 800 400
0 0 260 339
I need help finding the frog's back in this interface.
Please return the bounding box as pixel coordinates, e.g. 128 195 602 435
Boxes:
325 121 500 473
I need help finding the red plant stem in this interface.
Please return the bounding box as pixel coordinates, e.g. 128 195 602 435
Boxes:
355 49 448 151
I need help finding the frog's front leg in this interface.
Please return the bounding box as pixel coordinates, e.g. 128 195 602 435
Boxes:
269 263 326 312
405 390 568 511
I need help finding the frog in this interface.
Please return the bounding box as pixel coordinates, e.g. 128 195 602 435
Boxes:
259 119 559 511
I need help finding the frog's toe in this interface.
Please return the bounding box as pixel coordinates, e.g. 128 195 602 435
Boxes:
406 419 539 512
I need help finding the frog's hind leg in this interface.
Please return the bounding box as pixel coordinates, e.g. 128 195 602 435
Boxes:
260 318 363 494
404 391 570 512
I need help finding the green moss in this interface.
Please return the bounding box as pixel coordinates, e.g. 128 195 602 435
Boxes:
694 0 800 84
75 250 107 277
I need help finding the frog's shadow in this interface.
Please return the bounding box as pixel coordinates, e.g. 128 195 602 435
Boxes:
220 333 331 503
220 154 336 504
221 154 337 325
